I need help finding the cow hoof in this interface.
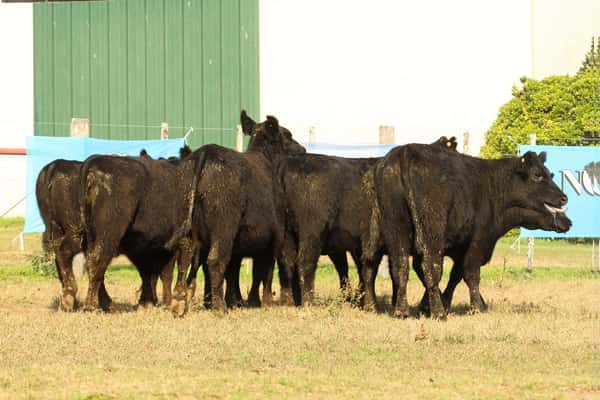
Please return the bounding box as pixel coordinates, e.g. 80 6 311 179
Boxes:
247 298 261 308
82 303 99 313
430 308 447 321
60 294 77 312
393 308 410 319
171 299 187 318
362 302 377 313
137 301 154 311
279 291 295 306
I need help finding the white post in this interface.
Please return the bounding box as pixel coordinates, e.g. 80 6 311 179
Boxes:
160 122 169 140
526 133 536 271
597 240 600 272
308 126 317 144
236 124 244 152
593 240 596 271
18 232 24 252
463 131 470 155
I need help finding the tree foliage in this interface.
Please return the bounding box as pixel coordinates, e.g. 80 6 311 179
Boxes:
481 42 600 159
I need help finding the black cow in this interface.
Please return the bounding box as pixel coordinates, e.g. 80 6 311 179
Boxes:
37 147 191 312
79 146 201 313
373 147 571 319
36 160 87 311
254 129 459 309
182 112 305 312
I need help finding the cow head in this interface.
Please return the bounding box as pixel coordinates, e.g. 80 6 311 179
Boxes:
508 151 571 233
241 110 306 156
431 136 458 151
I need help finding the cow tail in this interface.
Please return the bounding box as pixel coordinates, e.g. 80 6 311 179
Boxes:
37 163 53 253
78 160 92 251
165 150 207 250
402 150 425 254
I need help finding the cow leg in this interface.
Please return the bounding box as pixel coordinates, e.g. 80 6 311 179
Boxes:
441 259 464 312
186 251 205 304
296 238 321 305
83 250 113 312
54 244 79 312
205 238 233 312
138 268 157 308
412 254 429 312
361 261 378 312
248 253 275 307
278 232 297 306
329 252 352 301
421 250 446 320
160 255 176 306
172 247 194 317
462 250 486 313
261 257 275 307
351 251 365 306
225 255 244 308
201 263 211 309
388 251 410 319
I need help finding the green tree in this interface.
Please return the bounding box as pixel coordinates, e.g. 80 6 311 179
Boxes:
579 36 600 72
481 44 600 158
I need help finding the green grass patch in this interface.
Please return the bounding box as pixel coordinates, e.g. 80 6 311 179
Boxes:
0 217 24 229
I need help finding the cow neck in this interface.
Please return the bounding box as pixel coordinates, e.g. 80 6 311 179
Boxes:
478 157 520 233
245 145 279 167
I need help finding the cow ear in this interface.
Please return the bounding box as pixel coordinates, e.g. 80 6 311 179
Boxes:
265 115 280 138
516 151 535 177
180 145 192 159
538 151 547 164
140 149 148 157
448 137 458 151
240 110 256 136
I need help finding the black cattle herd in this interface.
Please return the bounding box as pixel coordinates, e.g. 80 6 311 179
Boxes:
36 111 572 319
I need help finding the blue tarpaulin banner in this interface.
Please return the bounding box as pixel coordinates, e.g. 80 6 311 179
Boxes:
520 145 600 238
24 136 185 233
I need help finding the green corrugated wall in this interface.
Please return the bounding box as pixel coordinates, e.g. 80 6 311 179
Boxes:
33 0 259 149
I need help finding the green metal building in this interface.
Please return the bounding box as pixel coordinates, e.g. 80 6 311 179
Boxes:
33 0 259 149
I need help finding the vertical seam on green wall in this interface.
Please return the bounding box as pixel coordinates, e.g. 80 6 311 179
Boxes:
88 3 92 134
70 3 73 130
200 0 205 145
256 0 260 117
144 0 148 139
163 0 167 127
219 0 224 145
125 0 129 140
51 4 55 136
181 0 185 132
237 0 241 120
107 2 111 139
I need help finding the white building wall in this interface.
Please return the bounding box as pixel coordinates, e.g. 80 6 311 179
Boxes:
0 3 33 217
1 1 599 217
259 0 533 152
532 0 600 79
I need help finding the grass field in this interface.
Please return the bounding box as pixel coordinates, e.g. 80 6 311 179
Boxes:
1 219 599 399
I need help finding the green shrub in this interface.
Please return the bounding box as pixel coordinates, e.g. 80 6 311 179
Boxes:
30 252 57 278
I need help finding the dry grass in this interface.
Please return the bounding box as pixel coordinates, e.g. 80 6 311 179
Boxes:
0 261 599 400
1 220 599 399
